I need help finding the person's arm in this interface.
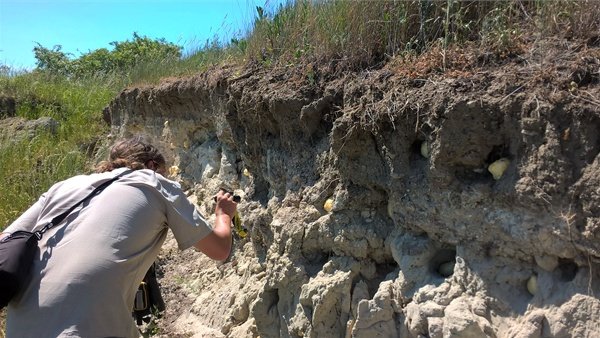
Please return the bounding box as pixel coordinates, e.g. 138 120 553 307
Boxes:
193 190 235 260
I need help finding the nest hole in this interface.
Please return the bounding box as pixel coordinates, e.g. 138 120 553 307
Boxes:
485 144 511 164
455 167 492 183
482 144 513 182
410 139 429 158
429 248 457 278
558 258 578 282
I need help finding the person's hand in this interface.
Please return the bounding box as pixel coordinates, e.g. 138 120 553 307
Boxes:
214 189 237 218
194 190 236 260
0 232 10 242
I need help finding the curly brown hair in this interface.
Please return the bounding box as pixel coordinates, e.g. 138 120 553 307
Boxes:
96 136 166 174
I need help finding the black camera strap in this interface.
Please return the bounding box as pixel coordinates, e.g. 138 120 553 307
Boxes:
33 171 128 240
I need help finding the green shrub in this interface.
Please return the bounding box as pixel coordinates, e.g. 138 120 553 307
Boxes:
33 33 182 78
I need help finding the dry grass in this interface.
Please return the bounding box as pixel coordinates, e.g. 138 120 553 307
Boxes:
241 0 599 71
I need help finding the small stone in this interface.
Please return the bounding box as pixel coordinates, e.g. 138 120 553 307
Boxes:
527 275 537 295
387 201 395 218
324 198 334 212
488 158 510 180
535 254 558 272
420 141 430 158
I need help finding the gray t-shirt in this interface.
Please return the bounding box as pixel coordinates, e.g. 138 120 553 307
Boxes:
4 168 212 338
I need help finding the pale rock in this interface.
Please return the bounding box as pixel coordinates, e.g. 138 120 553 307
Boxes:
506 310 544 338
428 317 444 338
172 312 226 338
443 296 493 338
352 281 397 336
351 280 370 318
405 301 428 336
294 264 355 337
542 294 600 337
227 318 258 338
534 254 558 272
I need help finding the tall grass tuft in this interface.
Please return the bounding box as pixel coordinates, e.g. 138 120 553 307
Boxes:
0 134 89 225
0 72 116 227
124 39 242 85
242 0 600 68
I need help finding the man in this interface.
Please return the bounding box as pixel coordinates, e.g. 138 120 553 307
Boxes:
1 136 235 337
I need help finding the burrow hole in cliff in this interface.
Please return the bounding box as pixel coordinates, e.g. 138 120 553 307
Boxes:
410 123 434 164
455 143 512 183
304 252 330 278
252 175 270 206
411 139 427 158
409 139 431 178
557 258 579 282
429 248 457 278
365 261 399 296
486 144 511 165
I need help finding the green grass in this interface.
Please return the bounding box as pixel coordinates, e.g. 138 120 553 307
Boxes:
0 73 115 227
0 135 88 225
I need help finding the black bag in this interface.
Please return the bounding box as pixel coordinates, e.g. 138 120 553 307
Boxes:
132 262 165 325
0 175 121 309
0 231 39 308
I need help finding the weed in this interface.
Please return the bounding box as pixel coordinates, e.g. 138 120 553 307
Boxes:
240 0 599 70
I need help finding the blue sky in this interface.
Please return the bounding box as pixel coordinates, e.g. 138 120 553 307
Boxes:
0 0 285 70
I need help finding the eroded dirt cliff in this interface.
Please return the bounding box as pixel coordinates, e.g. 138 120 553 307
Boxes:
103 37 600 337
